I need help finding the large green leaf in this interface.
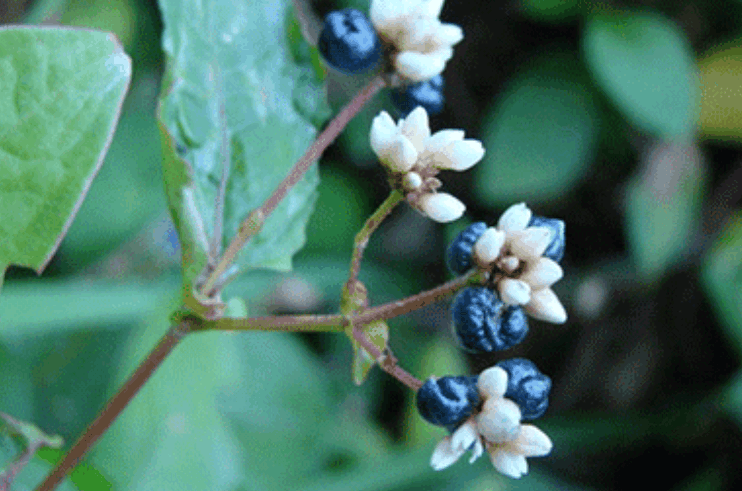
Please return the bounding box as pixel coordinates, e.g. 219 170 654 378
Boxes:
157 0 329 297
473 50 601 205
697 41 742 143
0 26 131 290
583 10 698 138
625 142 706 280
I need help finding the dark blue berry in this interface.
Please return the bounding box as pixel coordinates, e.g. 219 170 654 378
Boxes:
496 358 551 420
446 222 487 275
451 287 529 353
417 375 480 427
528 215 565 263
391 75 445 116
318 9 381 74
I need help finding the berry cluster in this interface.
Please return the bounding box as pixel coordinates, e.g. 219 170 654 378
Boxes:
417 362 553 477
318 2 452 121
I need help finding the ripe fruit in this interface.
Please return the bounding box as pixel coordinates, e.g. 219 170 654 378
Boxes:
391 75 445 117
451 287 529 353
318 9 381 74
496 358 551 420
446 222 487 275
416 375 480 427
528 215 565 263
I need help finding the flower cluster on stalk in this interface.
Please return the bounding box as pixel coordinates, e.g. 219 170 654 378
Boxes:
369 106 484 223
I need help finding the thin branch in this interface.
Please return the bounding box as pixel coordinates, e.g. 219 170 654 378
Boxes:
201 75 388 296
210 75 231 262
350 322 422 391
36 320 197 491
211 270 482 331
348 190 404 285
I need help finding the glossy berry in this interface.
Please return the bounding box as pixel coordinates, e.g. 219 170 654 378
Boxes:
318 9 381 74
496 358 551 420
391 75 445 117
528 215 565 263
417 375 480 427
446 222 487 275
451 287 529 353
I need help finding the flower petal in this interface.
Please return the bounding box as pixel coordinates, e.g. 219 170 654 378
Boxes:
512 425 553 457
525 288 567 324
370 0 412 35
395 51 446 81
397 18 438 51
433 139 485 171
489 448 528 479
509 227 552 260
417 0 445 18
422 129 465 158
473 228 506 266
520 257 563 289
400 106 431 153
451 419 478 451
498 278 531 306
430 436 465 471
370 111 399 159
468 439 484 464
434 23 464 46
477 398 521 444
384 135 418 173
497 203 532 232
418 193 465 223
477 366 509 399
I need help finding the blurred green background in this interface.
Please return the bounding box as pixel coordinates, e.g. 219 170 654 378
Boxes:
3 0 742 489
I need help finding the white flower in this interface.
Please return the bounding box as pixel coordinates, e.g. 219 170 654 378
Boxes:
369 107 485 223
470 203 567 324
370 0 463 81
428 366 553 478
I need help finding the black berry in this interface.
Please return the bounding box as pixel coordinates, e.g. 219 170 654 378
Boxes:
446 222 487 275
528 215 565 263
496 358 551 420
451 287 529 353
391 75 445 117
416 375 480 427
318 9 381 74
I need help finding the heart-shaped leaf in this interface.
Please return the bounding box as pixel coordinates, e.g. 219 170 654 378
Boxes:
0 26 131 291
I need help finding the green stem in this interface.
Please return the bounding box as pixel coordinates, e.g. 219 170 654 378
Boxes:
347 190 404 286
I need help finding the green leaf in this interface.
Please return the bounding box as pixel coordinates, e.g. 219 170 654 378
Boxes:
91 301 339 491
0 26 131 291
625 142 706 279
701 213 742 355
521 0 583 22
583 10 698 138
157 0 329 295
698 41 742 143
473 50 600 205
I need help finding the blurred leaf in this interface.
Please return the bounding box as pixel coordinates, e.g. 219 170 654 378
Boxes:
0 27 131 291
698 41 742 143
37 448 112 491
157 0 329 296
403 338 468 448
701 213 742 355
61 0 138 51
625 142 706 279
91 297 342 491
0 414 79 491
521 0 583 22
474 50 600 205
22 0 69 24
583 10 698 138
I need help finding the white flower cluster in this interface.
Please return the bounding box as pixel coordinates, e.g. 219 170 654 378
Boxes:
471 203 567 324
370 107 484 223
369 0 463 81
430 366 552 478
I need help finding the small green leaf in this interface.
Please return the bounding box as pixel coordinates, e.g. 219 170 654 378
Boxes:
474 50 600 205
698 41 742 142
157 0 330 299
0 26 131 291
583 10 698 138
625 142 706 279
701 213 742 355
341 280 389 385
